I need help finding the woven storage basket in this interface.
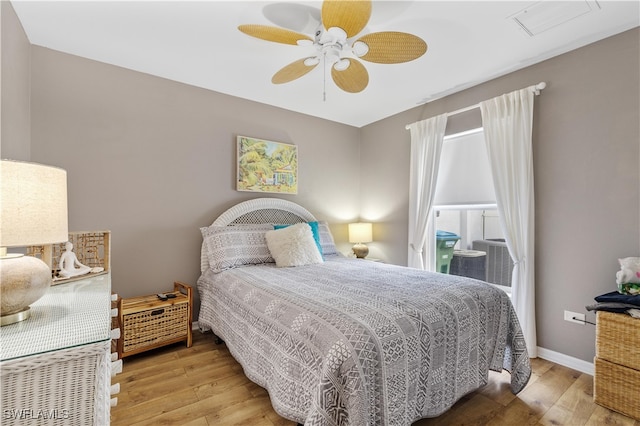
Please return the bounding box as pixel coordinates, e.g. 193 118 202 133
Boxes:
596 311 640 368
118 282 192 358
122 302 188 353
594 357 640 420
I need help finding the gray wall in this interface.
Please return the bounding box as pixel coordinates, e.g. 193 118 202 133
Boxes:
360 28 640 363
3 0 639 364
28 47 361 316
2 0 360 315
1 1 30 160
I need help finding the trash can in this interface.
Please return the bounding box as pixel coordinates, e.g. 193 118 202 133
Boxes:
450 249 486 281
436 230 460 274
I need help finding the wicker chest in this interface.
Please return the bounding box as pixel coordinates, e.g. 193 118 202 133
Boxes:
117 282 192 358
594 311 640 420
1 274 113 426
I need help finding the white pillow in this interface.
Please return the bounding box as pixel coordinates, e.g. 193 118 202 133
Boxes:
265 223 324 267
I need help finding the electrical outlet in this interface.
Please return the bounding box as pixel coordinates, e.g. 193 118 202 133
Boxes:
564 310 585 325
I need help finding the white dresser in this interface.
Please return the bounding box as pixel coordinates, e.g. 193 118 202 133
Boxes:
0 273 116 425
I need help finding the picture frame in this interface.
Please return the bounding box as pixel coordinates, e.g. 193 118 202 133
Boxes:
236 135 298 194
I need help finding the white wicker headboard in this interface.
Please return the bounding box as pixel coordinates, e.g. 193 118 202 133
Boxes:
201 198 318 272
212 198 317 226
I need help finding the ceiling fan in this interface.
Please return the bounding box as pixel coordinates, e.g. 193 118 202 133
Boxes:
238 0 427 94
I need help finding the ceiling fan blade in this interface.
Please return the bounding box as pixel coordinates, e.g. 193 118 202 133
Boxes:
262 3 321 34
356 31 427 64
331 58 369 93
238 24 312 45
321 0 371 38
272 58 319 84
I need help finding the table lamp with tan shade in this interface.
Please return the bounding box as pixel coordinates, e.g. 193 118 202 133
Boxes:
0 160 68 326
348 222 372 259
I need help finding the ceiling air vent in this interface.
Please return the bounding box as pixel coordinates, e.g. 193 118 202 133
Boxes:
509 1 601 37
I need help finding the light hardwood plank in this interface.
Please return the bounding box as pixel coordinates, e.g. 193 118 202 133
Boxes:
415 393 503 425
180 417 210 426
476 370 518 407
512 364 581 417
585 405 640 426
495 399 543 425
111 388 199 425
539 372 596 426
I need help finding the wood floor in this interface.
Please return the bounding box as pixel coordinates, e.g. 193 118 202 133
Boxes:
111 331 640 426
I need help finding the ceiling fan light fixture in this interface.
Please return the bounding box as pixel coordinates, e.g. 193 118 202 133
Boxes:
322 44 342 63
352 40 369 57
304 57 320 66
333 58 350 71
327 26 347 41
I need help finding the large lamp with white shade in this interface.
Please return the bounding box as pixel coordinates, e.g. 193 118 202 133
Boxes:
0 160 69 326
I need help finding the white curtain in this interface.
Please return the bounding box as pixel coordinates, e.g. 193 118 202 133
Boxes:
480 87 536 357
407 114 448 270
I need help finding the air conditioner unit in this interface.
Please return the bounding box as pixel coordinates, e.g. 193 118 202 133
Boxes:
472 239 514 287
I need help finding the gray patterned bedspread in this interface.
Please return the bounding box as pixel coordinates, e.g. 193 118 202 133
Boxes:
197 256 530 426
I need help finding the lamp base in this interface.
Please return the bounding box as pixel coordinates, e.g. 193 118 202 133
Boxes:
0 254 51 326
352 243 369 259
0 307 31 326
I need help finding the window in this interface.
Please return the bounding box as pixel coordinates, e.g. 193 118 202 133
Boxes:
432 128 513 294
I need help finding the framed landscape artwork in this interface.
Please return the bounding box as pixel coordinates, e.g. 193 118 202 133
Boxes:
237 136 298 194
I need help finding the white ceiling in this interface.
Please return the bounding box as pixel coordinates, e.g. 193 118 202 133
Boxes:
10 1 640 127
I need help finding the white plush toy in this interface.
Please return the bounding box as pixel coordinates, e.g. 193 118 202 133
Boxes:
616 257 640 295
616 257 640 284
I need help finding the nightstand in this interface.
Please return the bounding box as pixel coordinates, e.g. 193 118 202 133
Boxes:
117 282 192 358
1 273 114 425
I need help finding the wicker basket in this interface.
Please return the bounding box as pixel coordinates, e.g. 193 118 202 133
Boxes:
27 231 111 285
1 341 111 426
596 311 640 367
118 282 192 358
594 311 640 420
122 303 188 352
593 357 640 420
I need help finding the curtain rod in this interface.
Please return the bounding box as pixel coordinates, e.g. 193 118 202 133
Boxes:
405 82 546 130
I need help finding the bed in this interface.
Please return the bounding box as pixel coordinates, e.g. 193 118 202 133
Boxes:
197 198 531 426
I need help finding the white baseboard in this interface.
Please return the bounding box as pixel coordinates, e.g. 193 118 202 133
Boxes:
537 346 594 376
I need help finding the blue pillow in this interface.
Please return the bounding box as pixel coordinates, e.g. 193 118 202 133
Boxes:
274 221 323 258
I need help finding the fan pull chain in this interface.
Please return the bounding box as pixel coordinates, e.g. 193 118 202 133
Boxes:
323 52 327 102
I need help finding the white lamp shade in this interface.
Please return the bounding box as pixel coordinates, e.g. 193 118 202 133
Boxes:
348 222 372 244
0 160 69 247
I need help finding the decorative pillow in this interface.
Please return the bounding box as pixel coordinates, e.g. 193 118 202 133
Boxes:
201 224 274 273
274 221 323 257
265 223 324 267
317 221 339 256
